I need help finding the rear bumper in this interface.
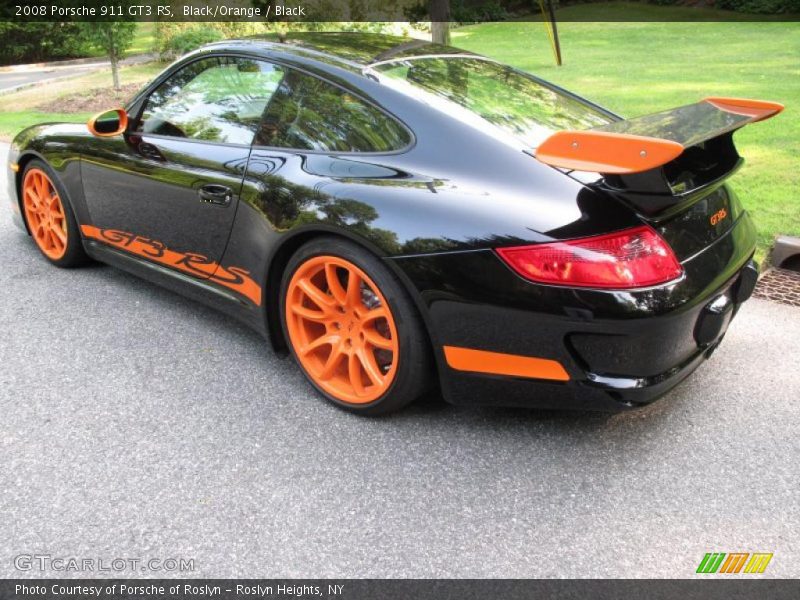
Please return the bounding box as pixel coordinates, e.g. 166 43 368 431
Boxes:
584 258 757 406
391 212 758 411
438 340 719 411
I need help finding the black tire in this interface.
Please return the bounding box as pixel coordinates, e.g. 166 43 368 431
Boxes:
280 236 433 415
20 159 89 268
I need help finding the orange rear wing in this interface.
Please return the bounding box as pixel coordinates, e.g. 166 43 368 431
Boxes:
535 97 783 175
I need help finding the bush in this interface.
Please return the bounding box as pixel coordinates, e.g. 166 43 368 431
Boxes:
0 22 91 66
154 21 397 61
452 0 509 22
714 0 800 13
162 27 225 58
155 22 277 60
405 0 509 24
554 0 799 12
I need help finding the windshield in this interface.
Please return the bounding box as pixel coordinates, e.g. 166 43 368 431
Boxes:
372 57 614 148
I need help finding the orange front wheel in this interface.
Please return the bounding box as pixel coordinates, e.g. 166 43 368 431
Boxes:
282 238 432 414
20 160 88 267
22 167 68 260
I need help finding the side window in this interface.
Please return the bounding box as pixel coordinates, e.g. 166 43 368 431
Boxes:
255 68 411 152
138 56 285 145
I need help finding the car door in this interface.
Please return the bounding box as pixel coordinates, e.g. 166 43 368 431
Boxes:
80 55 286 277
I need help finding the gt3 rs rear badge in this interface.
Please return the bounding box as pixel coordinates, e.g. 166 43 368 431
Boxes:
710 208 728 226
80 225 262 305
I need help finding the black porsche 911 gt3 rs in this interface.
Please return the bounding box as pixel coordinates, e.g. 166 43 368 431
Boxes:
6 32 782 414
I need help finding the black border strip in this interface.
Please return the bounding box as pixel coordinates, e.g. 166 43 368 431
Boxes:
2 579 800 600
1 0 799 22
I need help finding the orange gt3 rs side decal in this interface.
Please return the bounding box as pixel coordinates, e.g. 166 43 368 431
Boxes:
80 225 262 306
443 346 570 382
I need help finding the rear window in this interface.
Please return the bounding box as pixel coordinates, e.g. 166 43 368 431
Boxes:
373 57 612 148
255 68 411 153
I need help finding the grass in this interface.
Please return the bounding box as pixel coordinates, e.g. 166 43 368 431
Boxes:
0 63 163 140
74 21 157 59
453 4 800 260
539 1 797 21
128 22 156 55
0 111 93 135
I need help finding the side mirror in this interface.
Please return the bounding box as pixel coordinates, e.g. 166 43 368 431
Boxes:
87 108 128 137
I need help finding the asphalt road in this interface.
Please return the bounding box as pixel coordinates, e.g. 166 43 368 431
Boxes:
0 64 104 92
0 55 155 93
0 142 798 578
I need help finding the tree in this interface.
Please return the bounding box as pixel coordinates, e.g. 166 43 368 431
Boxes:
0 22 89 66
429 0 451 45
79 22 137 90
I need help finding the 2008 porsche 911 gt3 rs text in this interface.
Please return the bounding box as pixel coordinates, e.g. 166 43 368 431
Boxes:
6 33 782 414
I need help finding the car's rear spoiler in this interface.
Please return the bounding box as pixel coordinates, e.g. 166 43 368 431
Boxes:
535 97 783 175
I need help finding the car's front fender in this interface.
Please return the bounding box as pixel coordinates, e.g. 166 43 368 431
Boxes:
8 123 92 232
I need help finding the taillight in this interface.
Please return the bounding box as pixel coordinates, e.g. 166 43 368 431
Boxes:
496 226 683 289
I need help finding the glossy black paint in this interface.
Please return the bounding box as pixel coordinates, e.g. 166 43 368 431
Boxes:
81 133 250 266
7 33 759 411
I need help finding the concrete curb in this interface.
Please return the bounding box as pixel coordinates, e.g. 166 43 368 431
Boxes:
771 235 800 269
0 53 157 74
0 72 93 96
0 54 161 96
0 56 109 73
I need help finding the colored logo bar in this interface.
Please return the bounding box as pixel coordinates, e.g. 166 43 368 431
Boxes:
697 553 773 574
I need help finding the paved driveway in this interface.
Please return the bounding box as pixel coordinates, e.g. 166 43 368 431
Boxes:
0 142 798 578
0 55 155 93
0 64 104 92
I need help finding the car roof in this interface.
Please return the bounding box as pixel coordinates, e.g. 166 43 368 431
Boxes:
204 31 479 72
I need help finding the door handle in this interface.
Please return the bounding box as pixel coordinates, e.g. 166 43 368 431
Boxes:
198 184 233 206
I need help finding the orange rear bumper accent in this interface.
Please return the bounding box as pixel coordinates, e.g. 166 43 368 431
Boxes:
443 346 570 381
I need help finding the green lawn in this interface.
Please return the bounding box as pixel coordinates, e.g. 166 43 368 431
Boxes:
73 21 156 58
0 111 92 136
0 63 163 139
128 21 156 55
454 7 800 260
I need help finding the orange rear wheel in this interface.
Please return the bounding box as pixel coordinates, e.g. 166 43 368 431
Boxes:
22 168 68 261
285 255 400 405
